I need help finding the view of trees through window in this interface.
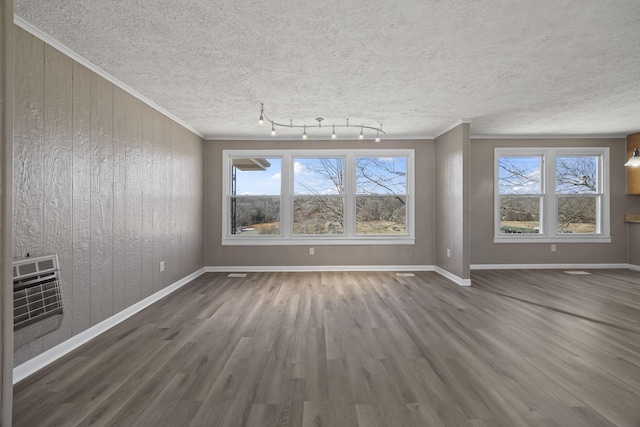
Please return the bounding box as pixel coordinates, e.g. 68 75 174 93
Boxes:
293 158 345 235
231 158 281 235
355 157 407 234
498 154 599 235
555 156 598 233
230 155 408 236
498 156 542 234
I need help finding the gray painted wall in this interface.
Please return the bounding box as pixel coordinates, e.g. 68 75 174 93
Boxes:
434 124 470 280
469 137 640 265
13 27 205 366
2 0 14 422
629 223 640 266
204 139 435 267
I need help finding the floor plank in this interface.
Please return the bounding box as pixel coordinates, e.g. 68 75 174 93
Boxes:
13 270 640 426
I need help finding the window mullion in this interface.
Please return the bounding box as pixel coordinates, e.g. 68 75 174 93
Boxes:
281 153 292 239
344 153 355 237
406 152 414 237
596 150 603 234
222 158 230 238
545 152 558 237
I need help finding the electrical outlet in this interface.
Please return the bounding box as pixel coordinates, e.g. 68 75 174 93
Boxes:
551 244 556 252
309 247 315 256
446 249 451 257
160 261 165 272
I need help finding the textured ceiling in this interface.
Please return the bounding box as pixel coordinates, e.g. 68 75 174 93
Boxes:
14 0 640 139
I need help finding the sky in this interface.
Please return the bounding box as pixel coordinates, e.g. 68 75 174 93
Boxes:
236 156 594 196
498 155 597 195
234 157 407 196
235 158 282 195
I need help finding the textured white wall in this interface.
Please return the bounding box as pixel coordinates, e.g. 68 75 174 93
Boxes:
13 26 204 366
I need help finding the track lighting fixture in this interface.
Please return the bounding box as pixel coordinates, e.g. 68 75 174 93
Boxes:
257 104 385 141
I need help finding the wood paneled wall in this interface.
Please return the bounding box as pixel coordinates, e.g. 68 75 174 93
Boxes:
13 27 204 366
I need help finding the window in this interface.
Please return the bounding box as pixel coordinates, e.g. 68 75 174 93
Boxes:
355 157 407 235
498 155 542 234
229 158 281 235
495 147 610 243
223 149 415 245
293 157 345 235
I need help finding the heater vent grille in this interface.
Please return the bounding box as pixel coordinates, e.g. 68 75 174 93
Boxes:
13 255 64 347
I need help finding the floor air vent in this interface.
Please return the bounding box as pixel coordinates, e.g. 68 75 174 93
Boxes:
13 254 64 348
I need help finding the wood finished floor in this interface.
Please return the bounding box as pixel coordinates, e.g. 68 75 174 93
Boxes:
13 269 640 427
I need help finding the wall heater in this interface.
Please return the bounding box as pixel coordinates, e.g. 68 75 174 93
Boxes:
13 254 64 347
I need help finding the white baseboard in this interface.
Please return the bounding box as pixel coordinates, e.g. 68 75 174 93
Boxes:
629 264 640 272
206 265 472 287
13 267 207 384
205 265 436 273
470 263 630 270
434 267 471 286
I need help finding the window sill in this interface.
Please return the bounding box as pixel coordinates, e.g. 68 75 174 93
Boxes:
222 237 416 246
493 236 611 244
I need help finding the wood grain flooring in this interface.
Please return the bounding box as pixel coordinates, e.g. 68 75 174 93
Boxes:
12 269 640 426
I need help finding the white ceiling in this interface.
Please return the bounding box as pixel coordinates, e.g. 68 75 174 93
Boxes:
14 0 640 140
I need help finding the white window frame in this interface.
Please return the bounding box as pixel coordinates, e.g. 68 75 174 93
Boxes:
222 149 415 246
494 147 610 243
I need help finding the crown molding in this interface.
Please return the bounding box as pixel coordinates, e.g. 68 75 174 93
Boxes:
13 15 205 139
470 133 626 140
435 119 474 139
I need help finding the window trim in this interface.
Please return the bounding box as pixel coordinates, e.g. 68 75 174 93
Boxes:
222 149 415 246
494 147 610 243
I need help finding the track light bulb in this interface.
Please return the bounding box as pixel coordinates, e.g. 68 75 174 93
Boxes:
271 123 276 137
302 125 307 140
359 125 364 140
331 125 337 139
259 103 265 125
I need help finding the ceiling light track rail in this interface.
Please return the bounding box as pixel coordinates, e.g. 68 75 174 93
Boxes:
258 103 385 141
